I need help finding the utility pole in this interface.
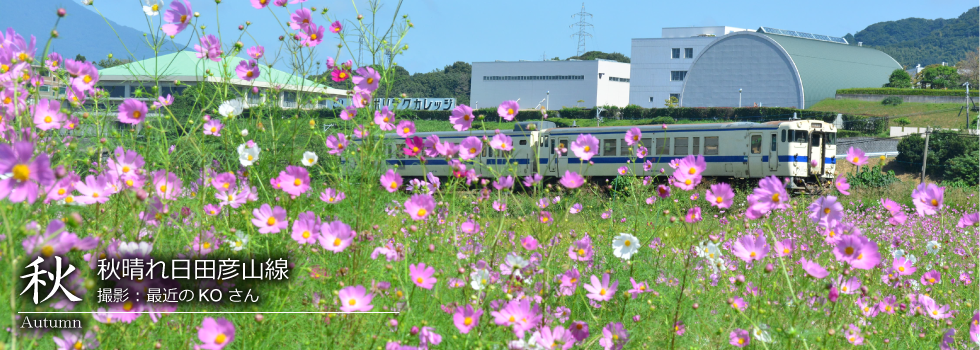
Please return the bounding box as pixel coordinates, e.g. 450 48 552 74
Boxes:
569 3 594 56
965 82 971 129
920 126 930 185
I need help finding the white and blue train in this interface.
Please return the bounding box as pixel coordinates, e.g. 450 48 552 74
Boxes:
382 120 837 188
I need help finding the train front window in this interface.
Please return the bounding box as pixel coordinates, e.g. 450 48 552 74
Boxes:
791 130 808 143
811 134 821 147
825 133 836 145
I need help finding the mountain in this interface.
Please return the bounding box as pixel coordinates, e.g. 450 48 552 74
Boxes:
846 7 978 68
0 0 173 64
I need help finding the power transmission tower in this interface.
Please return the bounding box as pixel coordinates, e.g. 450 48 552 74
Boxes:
569 3 593 57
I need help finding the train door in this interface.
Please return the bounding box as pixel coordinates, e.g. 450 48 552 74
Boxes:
768 133 778 172
809 132 823 176
748 133 764 177
555 137 568 174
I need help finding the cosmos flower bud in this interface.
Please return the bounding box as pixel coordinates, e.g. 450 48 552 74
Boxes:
428 244 435 252
54 165 67 179
68 212 84 227
357 14 364 20
57 8 66 17
765 264 774 273
238 25 244 30
692 303 699 310
735 275 745 285
410 326 420 336
389 319 398 328
135 188 149 201
51 30 59 38
255 314 264 323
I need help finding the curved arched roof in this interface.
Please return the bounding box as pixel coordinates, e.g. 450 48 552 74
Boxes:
681 32 901 108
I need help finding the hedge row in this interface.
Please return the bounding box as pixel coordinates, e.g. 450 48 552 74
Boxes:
836 88 978 97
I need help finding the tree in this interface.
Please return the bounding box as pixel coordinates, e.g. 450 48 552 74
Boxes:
882 68 912 88
74 54 86 62
566 51 630 63
919 65 960 89
96 58 131 69
664 96 678 108
956 47 979 87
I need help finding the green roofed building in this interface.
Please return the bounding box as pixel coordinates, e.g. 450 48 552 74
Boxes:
97 51 346 109
679 28 902 109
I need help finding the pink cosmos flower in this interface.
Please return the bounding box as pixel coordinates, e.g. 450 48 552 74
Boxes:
352 66 379 93
684 207 702 223
318 219 354 253
53 330 99 350
247 45 264 59
74 175 111 205
197 317 235 350
436 140 458 157
624 127 641 146
569 203 583 214
352 90 372 108
162 0 193 36
152 170 182 200
583 273 618 301
331 68 351 82
893 257 916 275
203 119 223 136
807 196 843 226
538 325 576 350
32 99 64 130
374 106 394 130
656 184 671 198
800 258 828 279
846 146 868 166
836 234 880 270
47 52 63 71
338 106 357 121
729 329 750 347
453 305 483 334
746 175 790 219
195 35 223 62
559 170 585 189
0 142 54 204
568 235 594 261
235 59 259 81
410 262 437 289
289 8 312 30
117 98 147 125
402 136 424 157
449 104 474 131
325 133 349 155
921 270 941 285
705 182 734 209
497 100 519 121
395 120 416 138
570 134 599 160
251 203 288 234
300 23 324 47
320 188 345 203
835 174 850 195
958 212 979 228
520 236 539 251
636 146 648 158
599 323 628 350
671 155 707 190
153 94 174 109
731 234 769 263
490 134 513 151
404 194 435 220
329 20 343 34
291 211 320 245
537 210 554 225
380 169 402 193
836 275 862 294
277 166 310 196
911 182 944 216
627 278 652 298
459 136 482 160
493 176 514 190
774 239 794 257
339 285 373 312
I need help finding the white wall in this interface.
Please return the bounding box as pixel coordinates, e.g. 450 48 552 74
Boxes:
629 36 716 108
596 60 631 107
661 26 749 38
471 60 627 109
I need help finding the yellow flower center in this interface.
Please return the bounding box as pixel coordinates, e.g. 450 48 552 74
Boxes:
133 111 142 119
65 196 74 203
930 199 938 207
469 148 477 154
12 164 29 182
738 339 744 345
302 231 310 239
507 108 514 115
151 4 159 11
844 247 854 255
508 316 515 323
74 341 84 350
180 14 188 23
2 97 10 104
463 114 471 121
310 33 318 40
333 238 341 246
583 145 591 152
389 181 398 189
898 266 905 272
58 188 66 195
577 249 585 256
214 333 226 345
599 288 606 296
403 127 410 134
267 217 276 226
123 301 133 311
783 248 789 254
416 277 424 284
929 278 935 283
293 179 302 186
248 155 254 161
771 193 780 203
417 208 427 217
202 242 211 249
684 179 691 185
211 127 217 133
750 251 756 258
463 317 473 326
852 157 859 163
246 70 254 78
716 197 723 203
541 216 549 223
159 185 167 192
41 245 54 257
624 240 631 246
44 116 52 123
348 298 356 306
92 193 99 198
824 208 830 214
688 168 696 175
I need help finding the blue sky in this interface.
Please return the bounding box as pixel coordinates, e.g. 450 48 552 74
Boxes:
70 0 975 74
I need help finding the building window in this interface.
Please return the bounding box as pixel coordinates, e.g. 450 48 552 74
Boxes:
609 77 630 82
483 75 584 81
704 137 719 155
684 48 694 58
649 97 654 102
669 93 680 101
671 48 680 59
670 71 687 81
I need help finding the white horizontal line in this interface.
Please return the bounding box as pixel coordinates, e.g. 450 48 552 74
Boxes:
18 311 398 314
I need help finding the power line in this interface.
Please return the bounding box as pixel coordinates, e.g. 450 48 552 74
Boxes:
569 3 593 57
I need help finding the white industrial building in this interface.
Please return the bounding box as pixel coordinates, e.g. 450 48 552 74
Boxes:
629 26 750 108
470 59 631 109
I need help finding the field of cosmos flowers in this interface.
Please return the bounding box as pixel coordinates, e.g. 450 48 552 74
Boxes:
1 1 979 349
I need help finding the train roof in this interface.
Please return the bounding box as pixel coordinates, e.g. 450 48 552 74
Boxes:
543 120 832 134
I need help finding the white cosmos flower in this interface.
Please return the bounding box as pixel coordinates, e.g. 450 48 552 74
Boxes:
142 0 162 16
753 325 773 343
240 129 249 137
696 241 722 260
118 241 153 258
301 151 318 167
925 240 941 254
237 143 261 167
229 232 249 251
470 269 490 291
612 232 640 260
219 99 244 118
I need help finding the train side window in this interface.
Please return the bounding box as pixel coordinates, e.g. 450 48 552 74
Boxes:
674 137 688 155
770 134 777 152
704 137 719 155
603 139 617 156
550 139 555 154
750 135 762 154
781 130 786 143
620 138 630 156
641 138 652 153
692 137 700 155
519 139 527 146
655 137 670 155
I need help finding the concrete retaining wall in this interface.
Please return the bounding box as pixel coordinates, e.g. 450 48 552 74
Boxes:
836 93 971 104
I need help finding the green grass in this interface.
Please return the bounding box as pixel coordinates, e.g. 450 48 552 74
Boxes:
809 99 973 129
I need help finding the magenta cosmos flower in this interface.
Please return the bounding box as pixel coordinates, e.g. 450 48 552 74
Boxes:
352 66 379 93
958 212 979 228
731 234 769 263
624 127 641 146
833 234 881 270
197 317 235 350
331 68 351 82
459 136 482 160
53 330 99 350
449 104 474 131
329 20 343 34
729 329 750 347
290 212 320 245
845 146 868 166
497 100 519 121
404 194 435 220
705 182 734 209
318 219 354 253
380 169 402 193
300 23 324 47
247 45 264 59
339 285 373 312
203 119 223 136
117 98 147 125
403 136 424 157
671 155 707 190
195 35 223 62
570 134 599 160
599 322 628 350
746 175 790 219
235 59 260 81
32 99 64 130
289 8 312 30
410 262 437 289
251 203 288 234
453 305 483 334
911 182 944 216
684 207 702 223
583 273 618 301
807 196 843 227
339 106 356 120
325 133 348 155
0 142 54 204
277 166 310 196
162 0 193 36
396 120 416 137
